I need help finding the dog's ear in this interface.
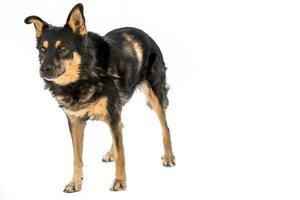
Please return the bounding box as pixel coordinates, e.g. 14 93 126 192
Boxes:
66 3 87 36
24 16 51 38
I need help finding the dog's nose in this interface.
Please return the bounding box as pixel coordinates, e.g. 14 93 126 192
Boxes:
41 65 51 72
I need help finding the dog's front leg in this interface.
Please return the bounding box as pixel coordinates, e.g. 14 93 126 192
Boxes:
108 117 126 191
64 115 86 193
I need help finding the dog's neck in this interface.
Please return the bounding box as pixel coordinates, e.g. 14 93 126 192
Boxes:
44 32 114 106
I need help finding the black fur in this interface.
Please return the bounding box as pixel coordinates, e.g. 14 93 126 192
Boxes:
25 3 175 191
30 27 168 113
25 3 169 123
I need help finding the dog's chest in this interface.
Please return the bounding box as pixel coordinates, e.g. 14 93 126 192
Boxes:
56 96 108 121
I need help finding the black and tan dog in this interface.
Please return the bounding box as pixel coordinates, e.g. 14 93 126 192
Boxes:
25 3 175 192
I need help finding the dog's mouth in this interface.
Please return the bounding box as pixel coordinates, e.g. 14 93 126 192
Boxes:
41 68 66 81
44 77 55 81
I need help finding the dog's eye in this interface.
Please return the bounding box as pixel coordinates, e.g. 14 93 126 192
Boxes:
58 45 68 52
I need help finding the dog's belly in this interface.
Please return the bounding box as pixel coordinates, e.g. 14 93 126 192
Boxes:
60 97 108 121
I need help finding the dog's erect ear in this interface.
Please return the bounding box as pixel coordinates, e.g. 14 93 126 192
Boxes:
24 16 51 38
66 3 87 36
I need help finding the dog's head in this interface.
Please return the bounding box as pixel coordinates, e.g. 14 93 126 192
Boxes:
25 4 87 85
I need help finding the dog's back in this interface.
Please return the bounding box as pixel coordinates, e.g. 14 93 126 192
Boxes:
103 27 169 107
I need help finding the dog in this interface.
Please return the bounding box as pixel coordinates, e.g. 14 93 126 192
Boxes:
25 3 175 192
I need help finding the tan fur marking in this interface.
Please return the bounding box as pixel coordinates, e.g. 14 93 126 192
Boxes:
29 19 45 37
43 41 48 49
123 45 134 57
123 33 143 68
55 40 61 48
141 83 175 165
87 97 108 120
54 52 81 85
102 144 115 162
63 97 108 121
142 83 163 114
64 116 86 193
132 41 143 68
68 8 87 35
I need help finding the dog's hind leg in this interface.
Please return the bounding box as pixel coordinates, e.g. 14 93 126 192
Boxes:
142 52 175 166
102 144 114 162
142 82 176 167
64 115 86 193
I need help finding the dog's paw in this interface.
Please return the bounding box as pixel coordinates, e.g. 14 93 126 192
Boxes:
102 152 114 162
162 154 176 167
110 179 126 191
63 180 82 193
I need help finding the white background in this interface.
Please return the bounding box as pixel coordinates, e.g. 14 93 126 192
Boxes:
0 0 299 199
